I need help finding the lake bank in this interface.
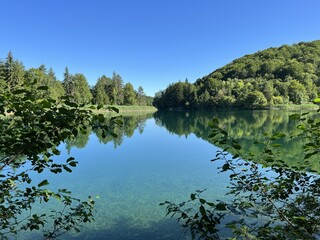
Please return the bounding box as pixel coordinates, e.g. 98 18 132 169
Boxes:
92 105 157 115
155 102 319 111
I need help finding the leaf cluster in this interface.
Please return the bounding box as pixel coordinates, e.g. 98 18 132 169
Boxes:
0 86 121 239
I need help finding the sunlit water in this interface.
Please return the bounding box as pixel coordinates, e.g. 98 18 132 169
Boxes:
22 115 230 240
19 110 314 239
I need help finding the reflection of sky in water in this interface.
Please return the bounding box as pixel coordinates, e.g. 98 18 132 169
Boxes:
24 118 230 240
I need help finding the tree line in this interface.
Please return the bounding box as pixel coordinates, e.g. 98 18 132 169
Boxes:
153 40 320 109
0 51 153 106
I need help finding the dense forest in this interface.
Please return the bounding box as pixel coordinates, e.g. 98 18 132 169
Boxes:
0 52 153 106
153 40 320 109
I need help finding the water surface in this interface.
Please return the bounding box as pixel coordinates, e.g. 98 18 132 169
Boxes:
23 110 314 239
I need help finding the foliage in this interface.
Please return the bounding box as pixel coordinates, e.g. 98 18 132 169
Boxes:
0 52 153 107
161 109 320 239
243 90 268 109
154 40 320 109
25 66 65 100
92 113 152 147
0 85 121 239
0 51 25 93
91 72 152 106
71 73 93 104
123 83 137 105
92 75 112 105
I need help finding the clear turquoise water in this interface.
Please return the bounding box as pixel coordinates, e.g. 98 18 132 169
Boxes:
20 110 313 239
23 114 230 240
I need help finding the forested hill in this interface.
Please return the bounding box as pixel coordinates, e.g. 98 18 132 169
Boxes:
153 40 320 109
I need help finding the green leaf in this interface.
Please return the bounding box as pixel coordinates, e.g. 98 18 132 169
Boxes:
67 157 75 162
53 194 61 201
216 202 227 211
208 133 216 138
289 114 301 120
313 98 320 103
108 106 119 113
232 154 239 159
52 148 60 155
190 193 196 200
65 101 78 108
271 132 286 140
305 151 318 159
38 180 49 187
63 165 72 173
69 161 78 167
271 143 281 148
199 205 206 216
222 163 230 171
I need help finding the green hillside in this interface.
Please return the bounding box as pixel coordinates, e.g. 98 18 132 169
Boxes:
154 40 320 109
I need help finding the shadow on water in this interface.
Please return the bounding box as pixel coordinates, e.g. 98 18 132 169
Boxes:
25 218 189 240
70 218 188 240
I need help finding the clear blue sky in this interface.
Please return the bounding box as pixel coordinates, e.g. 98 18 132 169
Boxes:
1 0 320 96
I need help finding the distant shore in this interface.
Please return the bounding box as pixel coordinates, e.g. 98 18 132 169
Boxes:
93 105 157 115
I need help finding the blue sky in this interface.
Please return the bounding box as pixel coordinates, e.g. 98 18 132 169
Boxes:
1 0 320 96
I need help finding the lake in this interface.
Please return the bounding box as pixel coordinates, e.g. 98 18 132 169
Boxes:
23 110 313 240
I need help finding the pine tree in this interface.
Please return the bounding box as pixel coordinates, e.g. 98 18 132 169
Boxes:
63 67 73 95
3 51 25 91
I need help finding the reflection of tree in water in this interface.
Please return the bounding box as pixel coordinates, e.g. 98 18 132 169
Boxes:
67 113 154 149
66 128 92 153
154 110 318 171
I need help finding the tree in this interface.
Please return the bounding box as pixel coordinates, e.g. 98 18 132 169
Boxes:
93 75 111 105
244 90 268 109
123 82 137 105
154 40 320 110
38 63 47 73
111 72 124 105
137 86 146 105
288 79 308 104
71 73 93 104
0 86 121 239
62 67 73 95
24 66 65 100
47 67 65 100
263 81 274 103
1 51 25 92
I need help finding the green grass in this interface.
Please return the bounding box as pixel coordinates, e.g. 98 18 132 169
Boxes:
93 105 157 115
270 103 319 111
